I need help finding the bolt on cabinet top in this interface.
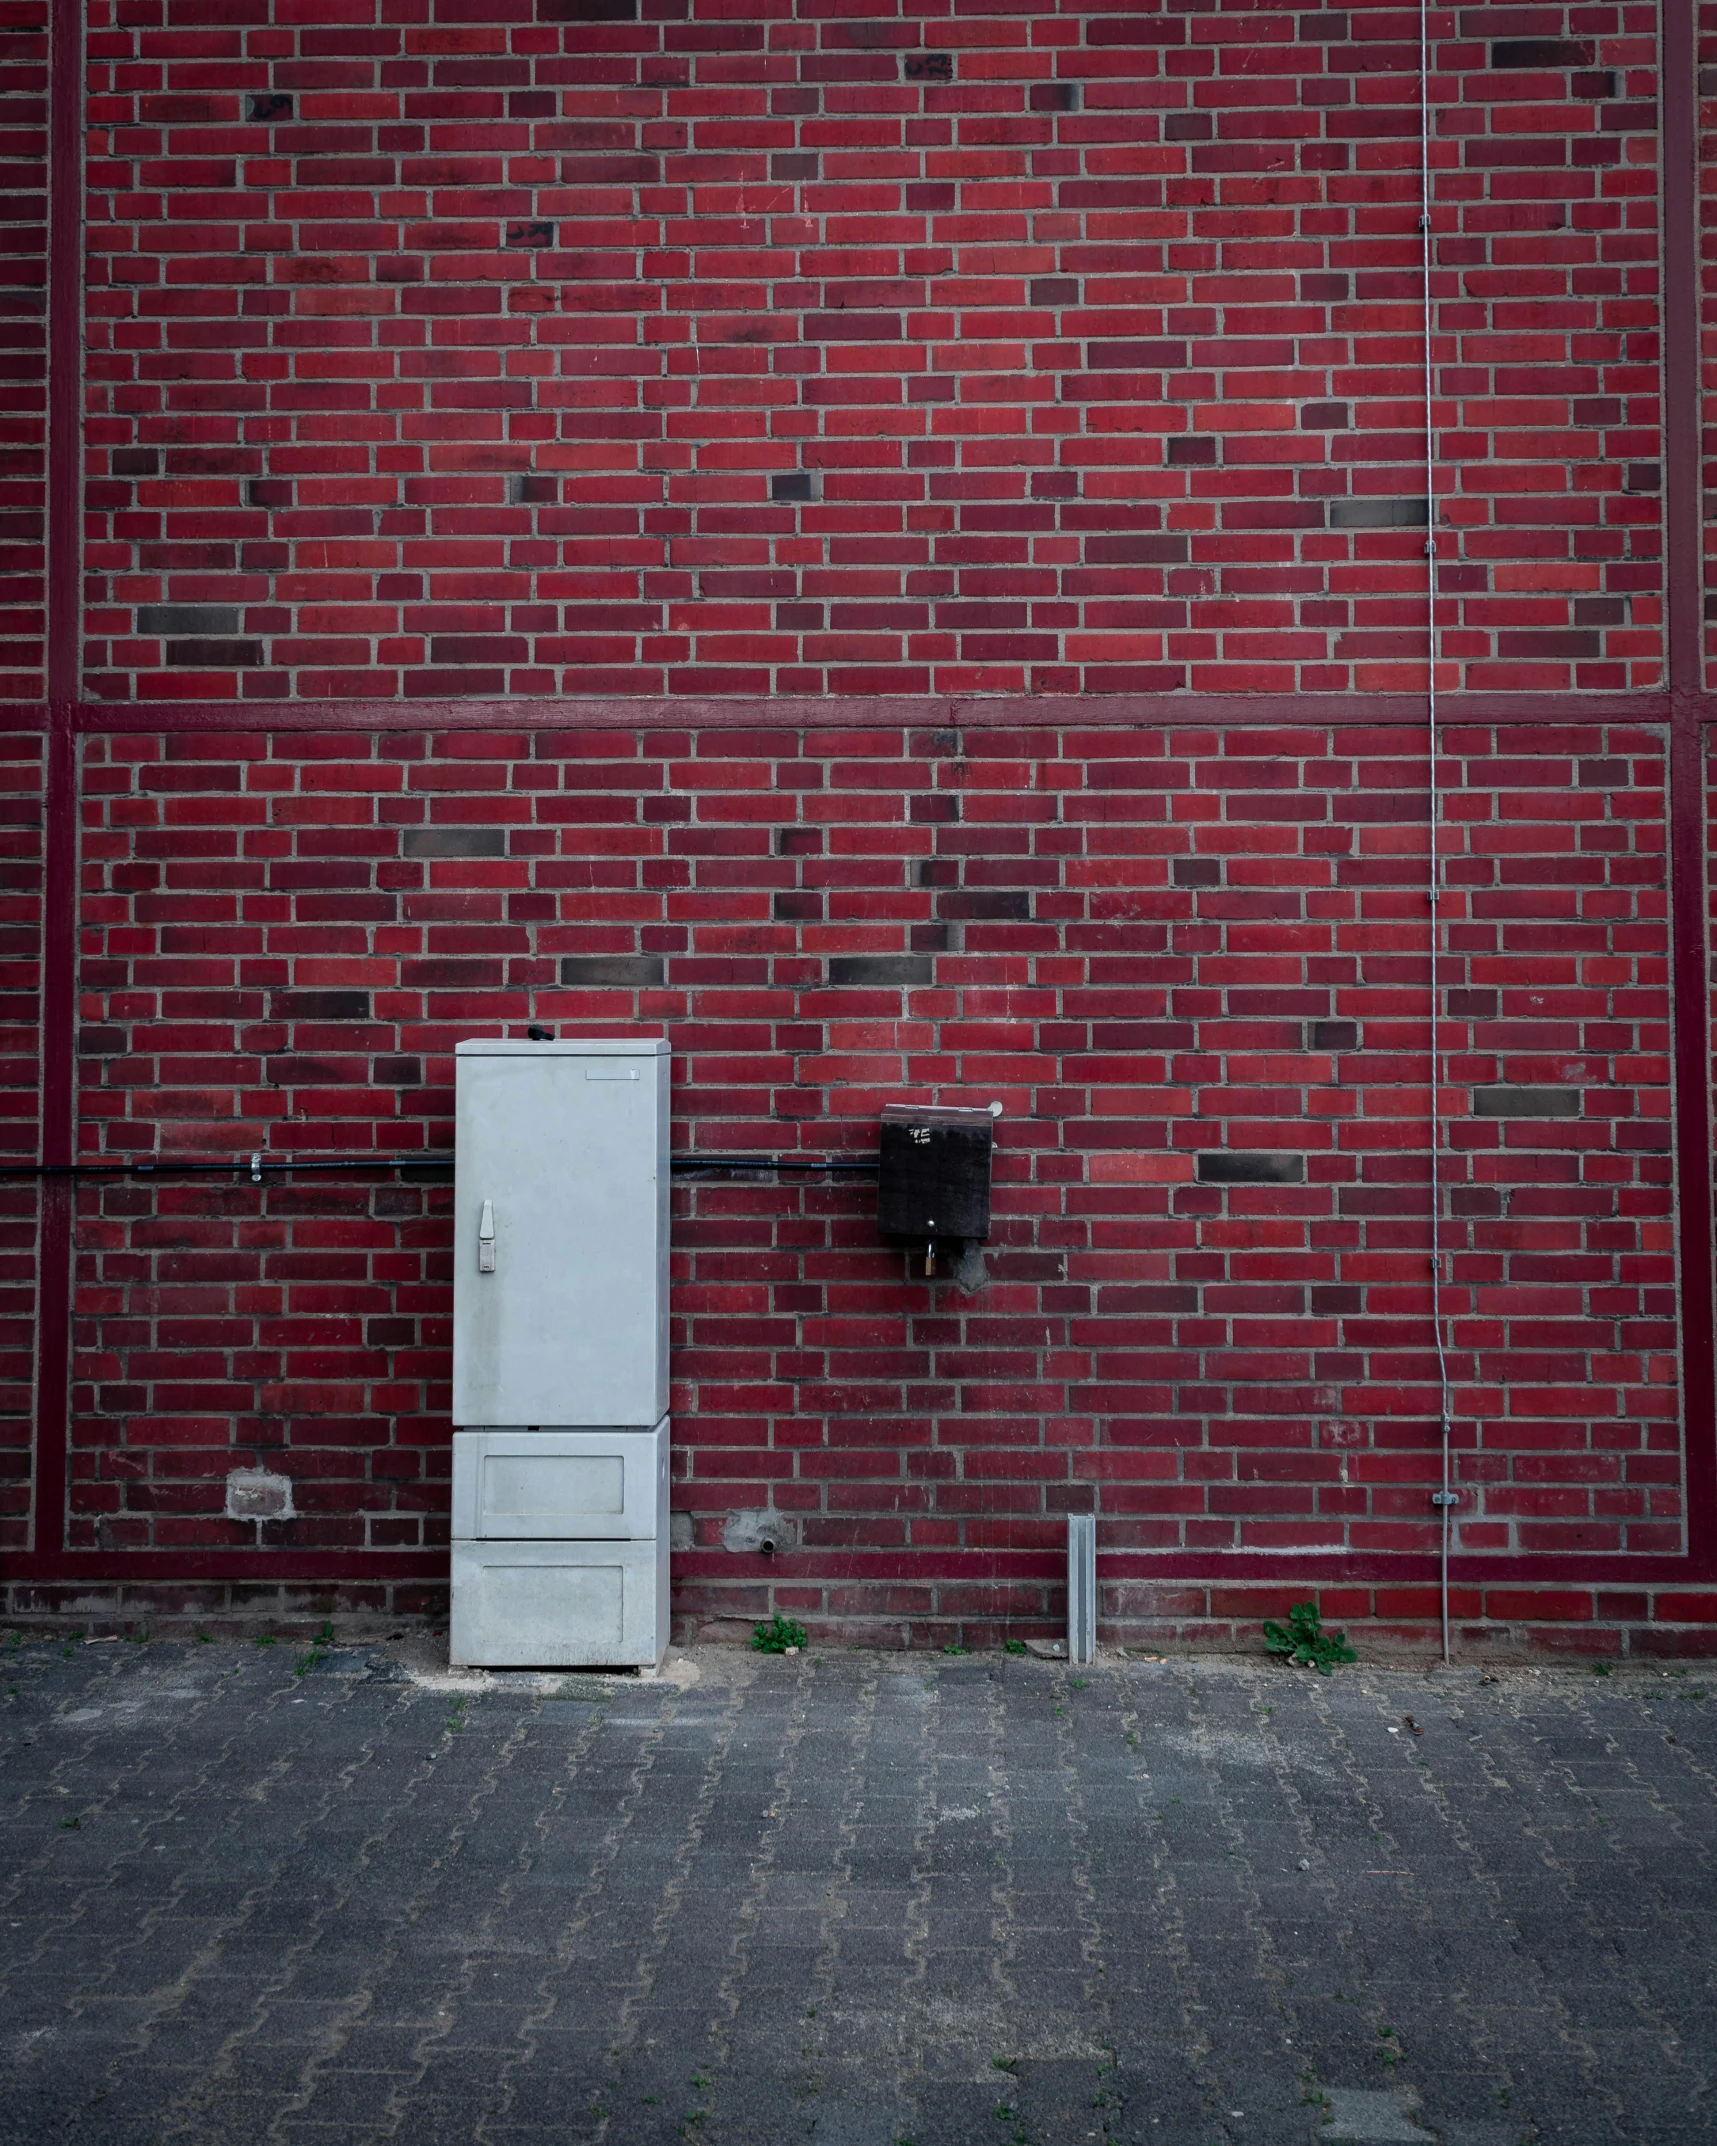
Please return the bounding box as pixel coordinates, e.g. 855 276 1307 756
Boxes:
453 1039 670 1429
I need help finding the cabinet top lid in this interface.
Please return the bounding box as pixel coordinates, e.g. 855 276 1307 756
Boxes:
456 1037 670 1057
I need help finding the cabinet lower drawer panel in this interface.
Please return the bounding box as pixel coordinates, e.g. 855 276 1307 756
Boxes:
452 1421 668 1540
449 1539 667 1668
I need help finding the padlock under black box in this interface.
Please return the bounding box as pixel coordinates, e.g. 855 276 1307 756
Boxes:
877 1104 994 1246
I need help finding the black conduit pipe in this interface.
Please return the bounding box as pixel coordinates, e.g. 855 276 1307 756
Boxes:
0 1154 879 1180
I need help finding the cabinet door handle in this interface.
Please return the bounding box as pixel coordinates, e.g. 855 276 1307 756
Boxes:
478 1199 496 1273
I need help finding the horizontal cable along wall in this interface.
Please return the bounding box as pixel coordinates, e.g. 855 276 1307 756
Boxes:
0 1157 881 1178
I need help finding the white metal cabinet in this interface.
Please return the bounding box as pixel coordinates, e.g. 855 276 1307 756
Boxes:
452 1423 669 1542
449 1539 669 1670
449 1036 673 1670
453 1038 669 1430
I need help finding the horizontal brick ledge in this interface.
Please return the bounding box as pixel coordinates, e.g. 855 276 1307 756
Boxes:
25 689 1688 738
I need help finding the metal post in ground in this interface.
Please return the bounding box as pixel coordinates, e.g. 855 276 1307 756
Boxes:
1067 1514 1096 1667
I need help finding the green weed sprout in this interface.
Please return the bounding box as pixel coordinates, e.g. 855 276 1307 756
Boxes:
751 1612 808 1654
1263 1601 1356 1676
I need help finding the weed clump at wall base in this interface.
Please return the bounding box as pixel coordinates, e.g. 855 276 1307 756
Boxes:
751 1613 808 1655
1264 1601 1357 1675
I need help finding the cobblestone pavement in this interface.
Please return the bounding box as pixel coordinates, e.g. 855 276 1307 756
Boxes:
1 1637 1713 2146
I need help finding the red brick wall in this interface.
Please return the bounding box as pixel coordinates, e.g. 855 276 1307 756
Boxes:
4 0 1714 1651
1703 0 1717 691
55 716 1687 1644
80 0 1661 702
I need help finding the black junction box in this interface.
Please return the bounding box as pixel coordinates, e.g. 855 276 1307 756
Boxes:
877 1104 994 1247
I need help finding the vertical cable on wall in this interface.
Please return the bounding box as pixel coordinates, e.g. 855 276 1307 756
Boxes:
1420 0 1455 1666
